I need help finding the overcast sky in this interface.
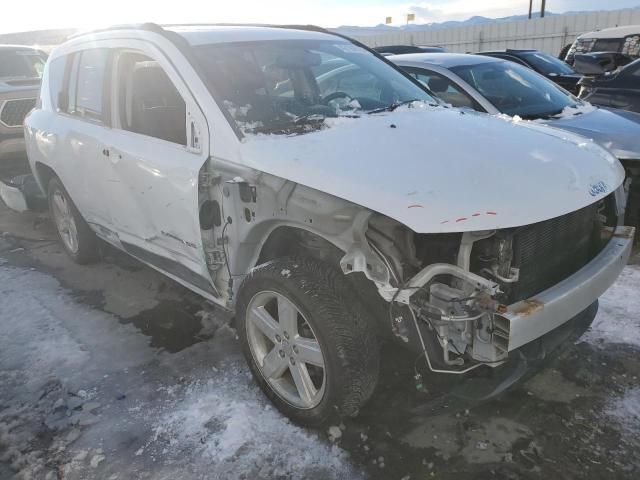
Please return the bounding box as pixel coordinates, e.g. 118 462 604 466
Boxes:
2 0 639 34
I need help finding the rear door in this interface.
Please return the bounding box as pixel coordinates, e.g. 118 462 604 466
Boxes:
611 63 640 111
50 47 114 231
101 44 213 293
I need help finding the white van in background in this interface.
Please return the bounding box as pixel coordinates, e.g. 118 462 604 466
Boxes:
565 25 640 64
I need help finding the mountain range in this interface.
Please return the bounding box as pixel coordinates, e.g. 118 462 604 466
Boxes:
331 11 559 37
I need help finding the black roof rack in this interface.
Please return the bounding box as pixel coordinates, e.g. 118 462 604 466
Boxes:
70 22 338 40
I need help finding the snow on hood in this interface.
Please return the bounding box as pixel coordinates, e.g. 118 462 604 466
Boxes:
239 103 624 233
536 105 640 160
550 102 598 119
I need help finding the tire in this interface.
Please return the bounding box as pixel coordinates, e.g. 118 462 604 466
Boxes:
558 43 572 62
236 257 380 426
47 177 99 264
626 180 640 240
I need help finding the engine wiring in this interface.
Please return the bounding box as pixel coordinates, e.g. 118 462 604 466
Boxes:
221 217 234 296
386 275 504 387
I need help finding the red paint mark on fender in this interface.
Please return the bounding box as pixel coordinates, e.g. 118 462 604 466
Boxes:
455 217 468 222
440 220 449 224
408 204 424 209
486 211 497 215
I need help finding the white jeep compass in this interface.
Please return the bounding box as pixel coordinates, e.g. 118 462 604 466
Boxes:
24 23 634 425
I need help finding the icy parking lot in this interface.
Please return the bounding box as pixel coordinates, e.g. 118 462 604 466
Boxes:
1 203 639 480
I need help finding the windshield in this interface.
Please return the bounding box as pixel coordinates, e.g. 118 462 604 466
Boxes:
0 50 46 80
194 40 434 135
451 60 578 118
520 51 576 75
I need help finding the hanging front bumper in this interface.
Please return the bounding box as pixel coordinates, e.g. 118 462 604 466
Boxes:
494 225 634 352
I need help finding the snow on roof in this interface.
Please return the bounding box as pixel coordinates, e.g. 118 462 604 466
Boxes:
578 25 640 39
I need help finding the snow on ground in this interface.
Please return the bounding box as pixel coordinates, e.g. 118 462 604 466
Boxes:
606 387 640 439
146 365 352 480
0 264 361 480
581 265 640 443
582 265 640 349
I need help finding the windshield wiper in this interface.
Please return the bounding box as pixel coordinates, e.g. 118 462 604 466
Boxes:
367 99 420 114
247 115 327 135
292 114 325 124
535 109 565 120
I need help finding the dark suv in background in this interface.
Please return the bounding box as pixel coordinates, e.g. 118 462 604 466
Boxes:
0 45 47 161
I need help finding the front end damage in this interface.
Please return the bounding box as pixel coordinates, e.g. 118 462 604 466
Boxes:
345 192 634 376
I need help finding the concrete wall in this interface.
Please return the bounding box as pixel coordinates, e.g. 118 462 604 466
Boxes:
354 8 640 56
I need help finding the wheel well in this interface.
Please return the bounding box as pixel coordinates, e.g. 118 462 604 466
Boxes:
256 226 389 336
34 162 56 192
257 226 344 269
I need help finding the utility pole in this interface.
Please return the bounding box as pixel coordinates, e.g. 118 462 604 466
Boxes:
541 0 546 18
528 0 533 19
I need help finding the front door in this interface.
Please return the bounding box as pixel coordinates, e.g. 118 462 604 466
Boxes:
102 46 212 293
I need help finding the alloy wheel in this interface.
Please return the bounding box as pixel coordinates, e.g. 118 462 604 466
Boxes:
246 291 326 409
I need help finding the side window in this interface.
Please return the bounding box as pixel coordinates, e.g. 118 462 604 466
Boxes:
113 52 186 146
68 48 109 121
48 56 67 110
67 54 80 113
406 68 481 111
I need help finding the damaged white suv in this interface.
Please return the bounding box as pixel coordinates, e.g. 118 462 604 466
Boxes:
25 24 634 425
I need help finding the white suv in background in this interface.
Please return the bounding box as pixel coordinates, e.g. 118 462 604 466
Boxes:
24 24 633 425
0 45 47 160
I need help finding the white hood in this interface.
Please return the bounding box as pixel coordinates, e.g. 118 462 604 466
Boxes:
239 104 624 233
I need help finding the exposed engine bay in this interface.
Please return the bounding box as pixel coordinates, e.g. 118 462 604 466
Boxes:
363 194 619 373
196 157 626 378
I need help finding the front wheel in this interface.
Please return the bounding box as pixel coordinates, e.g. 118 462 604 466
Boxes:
236 257 380 426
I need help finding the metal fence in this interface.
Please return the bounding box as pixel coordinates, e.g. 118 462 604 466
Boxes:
354 8 640 56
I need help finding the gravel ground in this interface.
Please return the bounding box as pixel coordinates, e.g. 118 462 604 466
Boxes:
1 196 639 480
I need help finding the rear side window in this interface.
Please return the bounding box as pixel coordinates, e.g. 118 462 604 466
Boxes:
593 38 624 54
48 56 67 110
69 48 109 122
